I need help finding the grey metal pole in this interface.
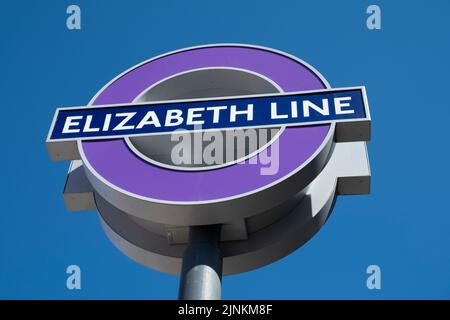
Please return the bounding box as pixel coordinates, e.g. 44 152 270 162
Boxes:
178 224 222 300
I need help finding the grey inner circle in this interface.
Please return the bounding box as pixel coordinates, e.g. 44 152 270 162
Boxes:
126 68 283 170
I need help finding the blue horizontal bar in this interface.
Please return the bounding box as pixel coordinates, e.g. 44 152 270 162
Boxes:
49 87 368 141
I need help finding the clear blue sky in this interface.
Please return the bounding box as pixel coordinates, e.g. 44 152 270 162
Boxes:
1 0 449 299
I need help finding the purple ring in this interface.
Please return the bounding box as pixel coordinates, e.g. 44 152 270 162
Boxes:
81 46 330 202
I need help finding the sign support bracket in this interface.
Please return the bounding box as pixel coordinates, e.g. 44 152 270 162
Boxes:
178 224 223 300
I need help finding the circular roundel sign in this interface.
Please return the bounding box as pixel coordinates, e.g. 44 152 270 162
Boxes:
47 44 371 275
